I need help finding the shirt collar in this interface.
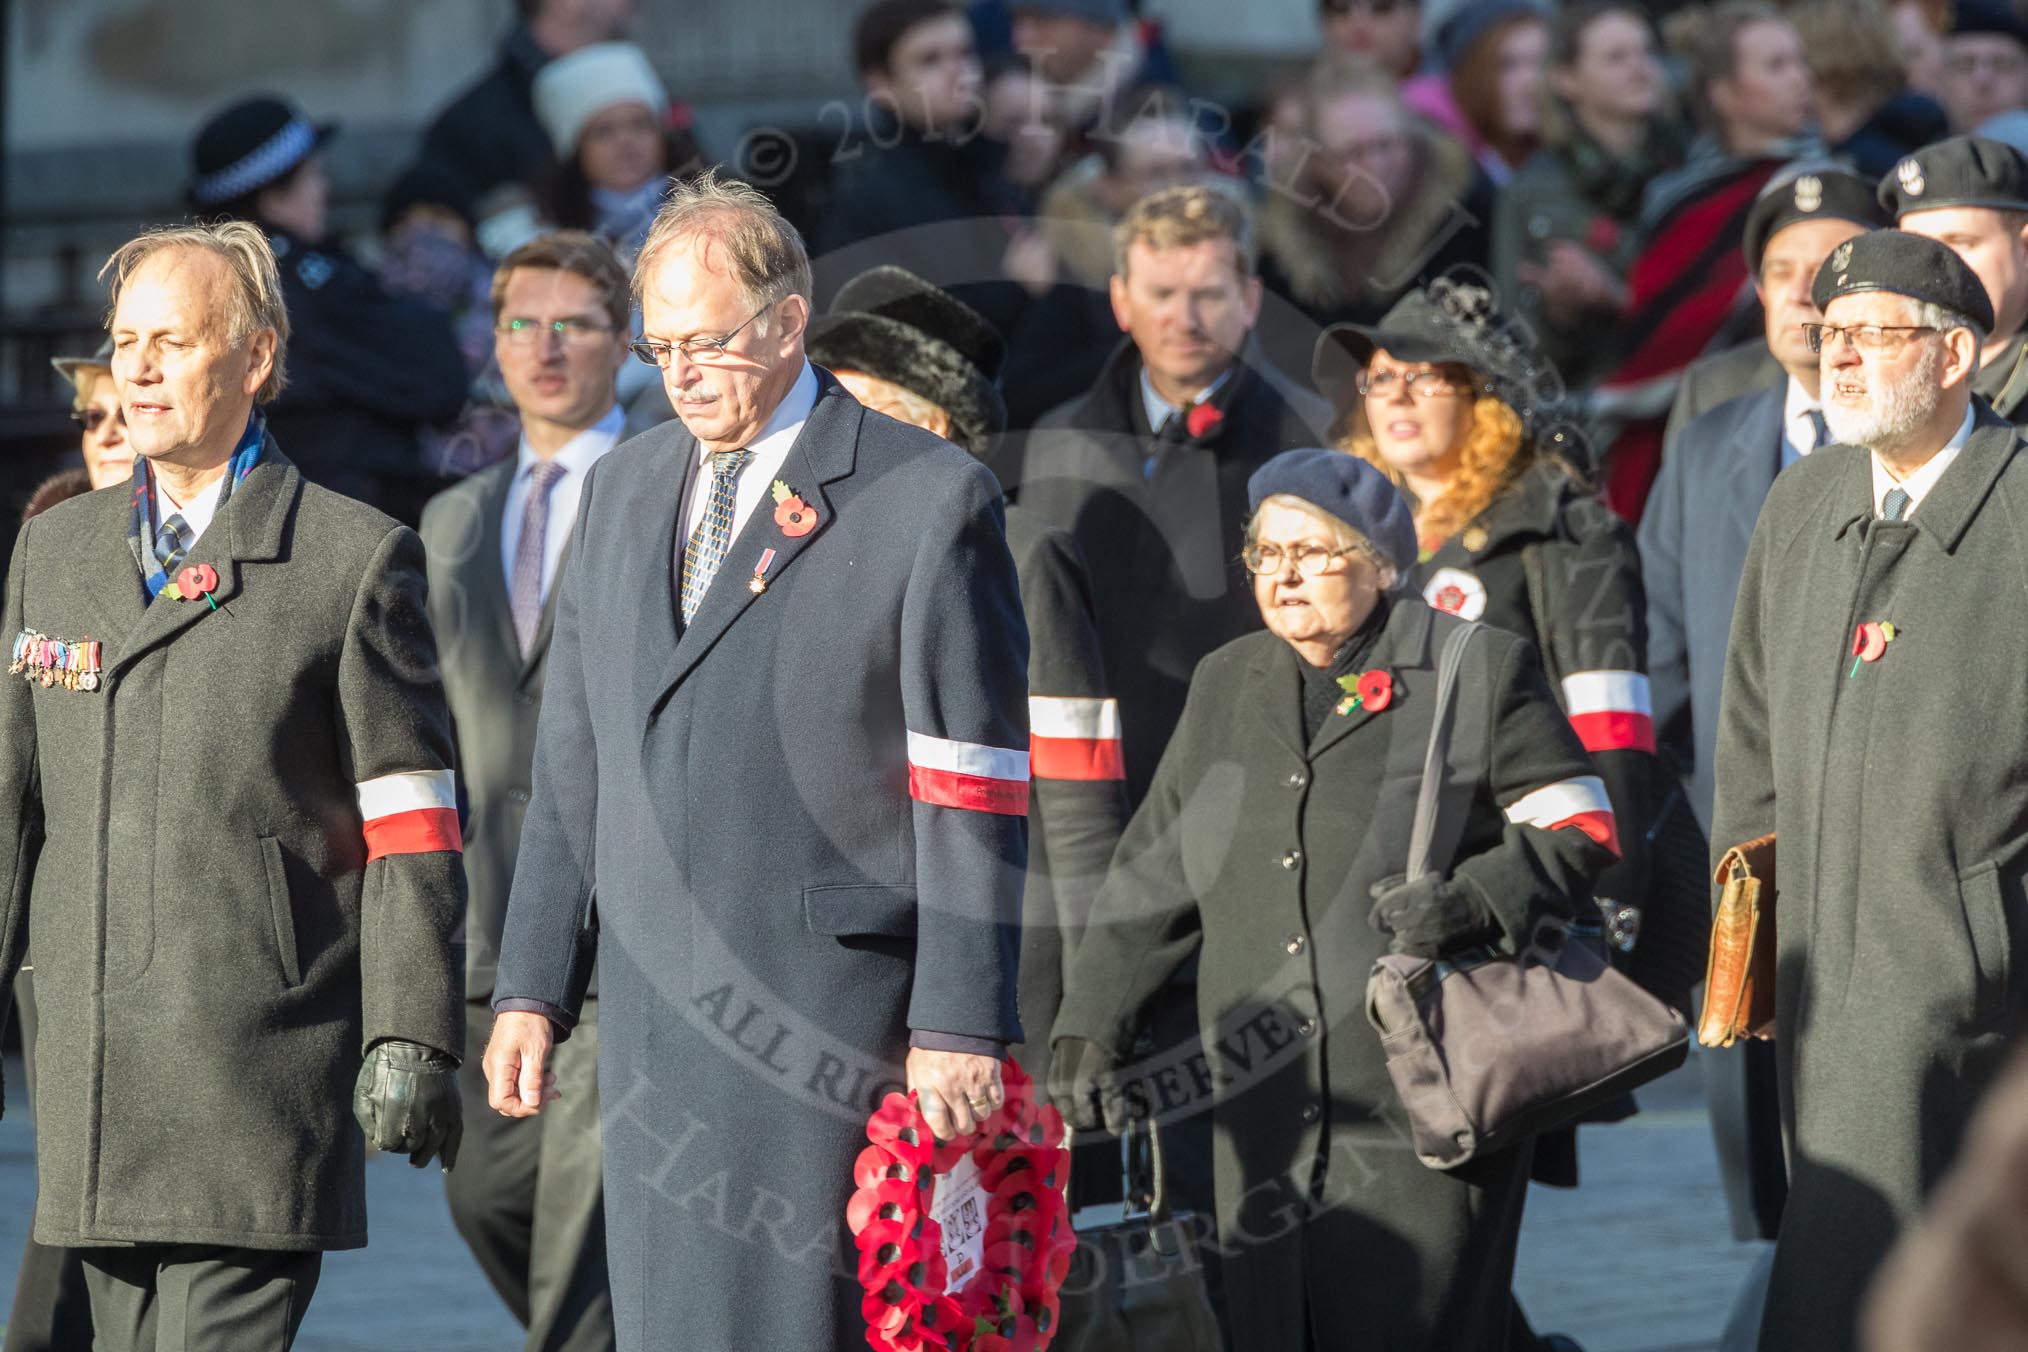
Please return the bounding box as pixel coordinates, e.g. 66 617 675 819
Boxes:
1870 403 1975 518
1138 363 1234 433
707 361 818 463
1782 376 1822 440
517 404 624 480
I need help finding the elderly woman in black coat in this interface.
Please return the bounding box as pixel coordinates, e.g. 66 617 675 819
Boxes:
1048 448 1619 1352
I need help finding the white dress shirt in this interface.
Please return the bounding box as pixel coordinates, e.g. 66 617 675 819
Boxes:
1138 364 1233 434
501 405 624 606
1870 405 1974 519
682 361 820 542
1780 377 1827 469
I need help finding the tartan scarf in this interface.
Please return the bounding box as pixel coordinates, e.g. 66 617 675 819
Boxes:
127 412 266 601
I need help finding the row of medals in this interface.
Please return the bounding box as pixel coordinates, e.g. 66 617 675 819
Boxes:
9 630 101 691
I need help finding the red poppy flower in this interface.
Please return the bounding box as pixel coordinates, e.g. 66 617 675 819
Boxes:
849 1177 922 1237
774 494 820 538
176 563 218 597
1034 1104 1066 1149
1357 669 1393 712
1185 402 1224 439
857 1144 913 1191
1853 622 1888 663
869 1094 933 1169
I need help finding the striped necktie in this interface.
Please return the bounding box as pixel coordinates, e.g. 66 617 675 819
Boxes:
1882 485 1912 522
681 448 751 625
510 459 568 657
1806 408 1830 452
154 512 193 577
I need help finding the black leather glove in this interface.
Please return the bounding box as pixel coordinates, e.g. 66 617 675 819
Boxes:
353 1039 463 1170
1368 873 1495 959
1047 1037 1122 1133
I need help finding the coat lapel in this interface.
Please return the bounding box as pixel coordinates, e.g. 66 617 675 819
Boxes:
468 463 526 673
1725 385 1785 548
107 443 297 679
644 383 865 719
1308 600 1432 759
1247 640 1307 763
1906 415 2020 553
523 529 575 679
64 487 151 648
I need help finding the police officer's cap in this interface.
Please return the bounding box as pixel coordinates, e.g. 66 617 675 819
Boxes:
1743 165 1888 275
1247 448 1419 579
1809 229 1996 333
1878 135 2028 219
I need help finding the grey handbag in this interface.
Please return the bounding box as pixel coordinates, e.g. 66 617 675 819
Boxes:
1364 622 1690 1170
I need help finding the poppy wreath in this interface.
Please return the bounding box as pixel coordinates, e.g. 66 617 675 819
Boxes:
848 1058 1074 1352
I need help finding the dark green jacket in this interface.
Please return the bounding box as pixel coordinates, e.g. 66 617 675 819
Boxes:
1053 599 1614 1352
1713 413 2028 1350
0 445 465 1251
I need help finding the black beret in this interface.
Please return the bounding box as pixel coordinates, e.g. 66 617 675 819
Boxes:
1879 134 2028 218
1809 229 1996 332
1247 448 1419 577
1743 165 1888 275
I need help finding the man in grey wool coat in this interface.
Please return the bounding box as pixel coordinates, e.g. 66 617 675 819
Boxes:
1714 228 2028 1352
0 221 466 1351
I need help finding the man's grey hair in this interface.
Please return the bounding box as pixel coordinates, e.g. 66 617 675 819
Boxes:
1914 298 1986 366
633 169 813 338
99 220 291 403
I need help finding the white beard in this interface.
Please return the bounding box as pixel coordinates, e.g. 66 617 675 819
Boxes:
1824 343 1943 453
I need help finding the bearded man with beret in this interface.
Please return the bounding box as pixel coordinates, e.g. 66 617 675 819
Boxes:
1713 228 2028 1352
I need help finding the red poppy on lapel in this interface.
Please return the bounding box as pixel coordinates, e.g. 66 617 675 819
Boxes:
1185 402 1223 439
771 478 820 538
172 563 219 602
1357 669 1393 712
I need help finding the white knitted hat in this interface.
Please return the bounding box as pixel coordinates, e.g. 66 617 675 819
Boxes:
533 42 670 156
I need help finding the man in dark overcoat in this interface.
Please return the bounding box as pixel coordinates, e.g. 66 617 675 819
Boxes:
483 174 1029 1352
1642 166 1885 1247
1713 229 2026 1352
0 222 465 1349
421 233 626 1352
1882 135 2028 420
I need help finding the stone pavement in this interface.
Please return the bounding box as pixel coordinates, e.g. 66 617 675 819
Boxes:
0 1050 1766 1351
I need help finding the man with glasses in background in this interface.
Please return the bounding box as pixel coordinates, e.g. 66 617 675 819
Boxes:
1712 229 2028 1352
419 231 626 1352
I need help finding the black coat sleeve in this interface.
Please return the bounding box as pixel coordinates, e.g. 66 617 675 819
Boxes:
0 523 43 1016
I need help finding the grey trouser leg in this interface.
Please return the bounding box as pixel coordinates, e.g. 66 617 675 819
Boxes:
79 1246 320 1352
446 1001 613 1352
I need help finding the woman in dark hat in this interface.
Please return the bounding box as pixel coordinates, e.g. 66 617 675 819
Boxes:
1049 446 1620 1352
1318 275 1655 1007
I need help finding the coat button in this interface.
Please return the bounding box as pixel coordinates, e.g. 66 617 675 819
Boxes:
1297 1018 1317 1037
1280 849 1302 870
509 788 531 804
1301 1101 1321 1123
1285 770 1307 789
1285 934 1306 956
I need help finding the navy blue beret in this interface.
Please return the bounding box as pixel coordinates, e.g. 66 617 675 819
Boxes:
1247 448 1418 577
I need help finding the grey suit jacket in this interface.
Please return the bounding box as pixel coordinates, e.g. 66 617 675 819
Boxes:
1660 340 1783 467
1640 381 1784 828
420 458 578 1003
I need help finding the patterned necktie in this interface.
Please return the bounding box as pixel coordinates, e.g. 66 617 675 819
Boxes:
1806 408 1830 452
154 512 192 577
510 459 568 657
681 448 751 625
1882 485 1912 522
